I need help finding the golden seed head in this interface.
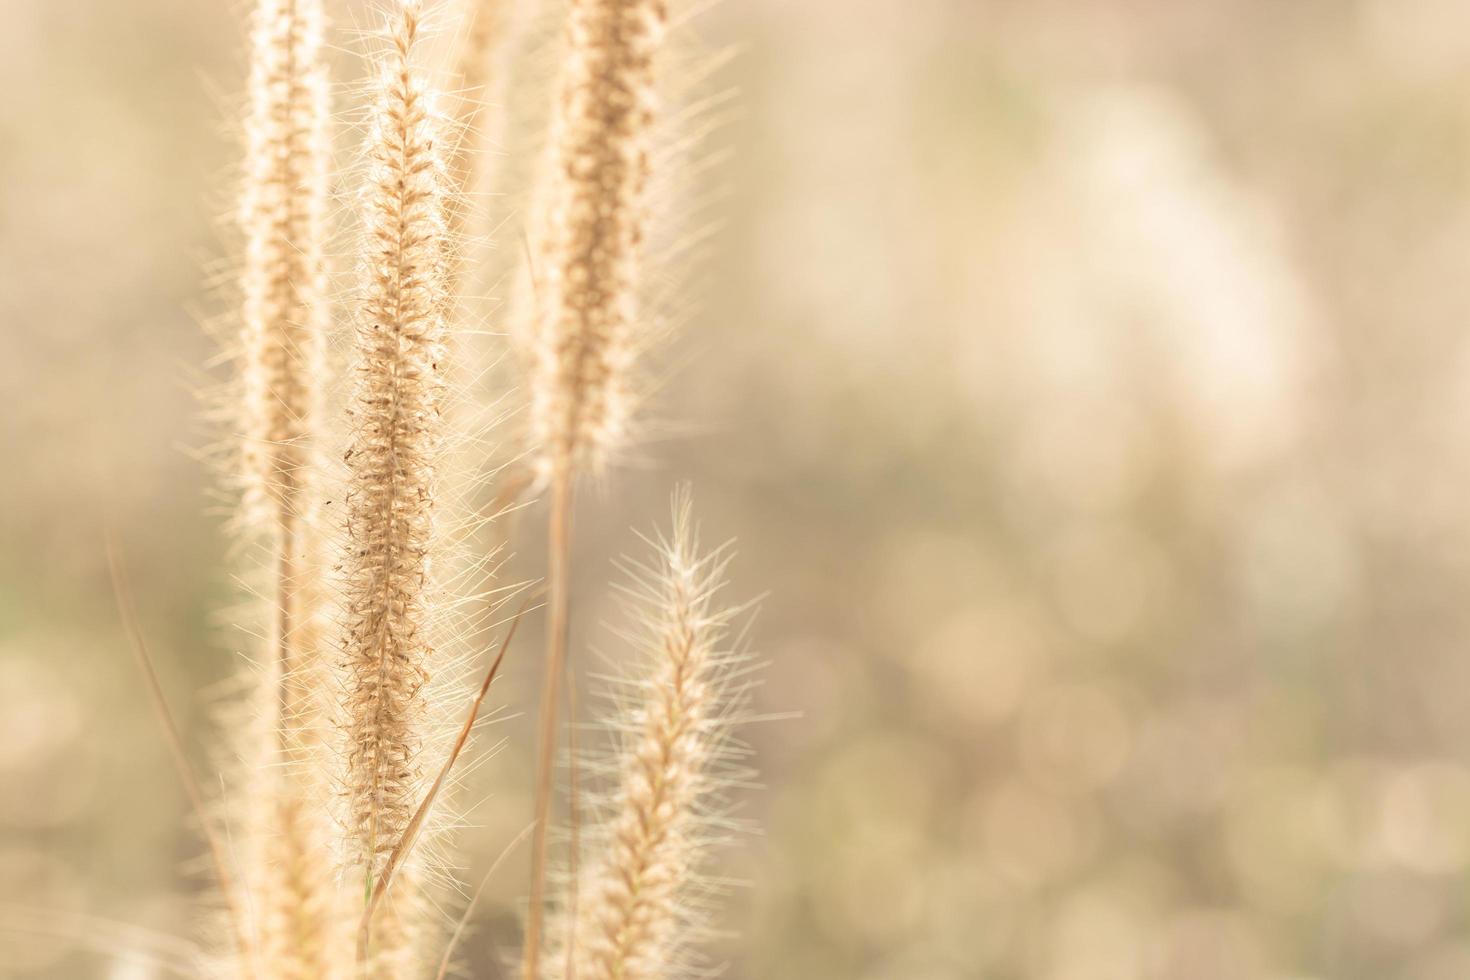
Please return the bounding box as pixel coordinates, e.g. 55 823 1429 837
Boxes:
528 0 669 479
240 0 330 518
340 0 450 887
235 2 343 977
564 490 749 980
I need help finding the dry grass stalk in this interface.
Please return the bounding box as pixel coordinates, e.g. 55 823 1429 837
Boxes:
340 1 451 971
237 0 340 976
558 491 748 980
106 541 257 980
358 607 521 970
523 2 669 974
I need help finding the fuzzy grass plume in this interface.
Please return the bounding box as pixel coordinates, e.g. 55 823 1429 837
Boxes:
236 0 341 976
101 1 766 977
557 490 753 980
240 0 330 536
523 2 670 972
527 0 666 479
339 1 452 970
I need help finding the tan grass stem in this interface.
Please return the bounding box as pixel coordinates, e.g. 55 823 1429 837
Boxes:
106 539 257 980
523 460 573 980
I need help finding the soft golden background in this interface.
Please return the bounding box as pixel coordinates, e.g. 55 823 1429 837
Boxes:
10 0 1470 977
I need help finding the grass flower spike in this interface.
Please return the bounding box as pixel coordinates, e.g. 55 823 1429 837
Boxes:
237 0 340 976
340 1 451 970
240 0 330 527
528 0 667 479
561 490 753 980
524 2 670 971
105 0 766 975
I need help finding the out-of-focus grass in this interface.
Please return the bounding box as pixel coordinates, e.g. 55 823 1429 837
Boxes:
11 1 1470 978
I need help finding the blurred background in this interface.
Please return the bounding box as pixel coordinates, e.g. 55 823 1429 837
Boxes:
10 0 1470 977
